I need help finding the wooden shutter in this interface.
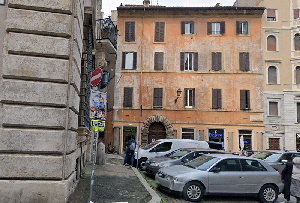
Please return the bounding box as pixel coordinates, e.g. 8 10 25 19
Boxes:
269 138 280 150
125 22 135 42
155 22 165 42
153 88 163 107
236 21 240 34
267 36 276 51
123 87 133 107
296 67 300 84
212 52 221 71
243 22 248 34
295 34 300 51
220 21 225 34
190 22 194 34
240 90 250 110
239 52 249 71
269 102 278 116
267 9 276 18
181 22 185 34
212 89 218 109
154 52 164 70
297 103 300 123
268 66 277 84
193 52 198 71
122 52 126 69
133 52 137 69
207 22 212 34
180 52 184 71
294 9 300 19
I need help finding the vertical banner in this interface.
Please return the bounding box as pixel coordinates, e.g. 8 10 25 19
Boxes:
90 90 107 120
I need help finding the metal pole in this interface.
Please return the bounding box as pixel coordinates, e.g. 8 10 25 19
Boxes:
88 130 98 203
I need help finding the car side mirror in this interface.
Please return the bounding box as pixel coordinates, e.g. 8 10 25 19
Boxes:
210 167 221 173
181 158 189 163
281 160 288 164
150 148 157 152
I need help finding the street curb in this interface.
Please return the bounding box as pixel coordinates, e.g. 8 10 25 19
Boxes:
132 167 161 203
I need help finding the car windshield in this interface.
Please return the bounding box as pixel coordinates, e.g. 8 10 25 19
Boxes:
251 151 280 161
142 141 160 150
185 155 219 171
168 149 192 159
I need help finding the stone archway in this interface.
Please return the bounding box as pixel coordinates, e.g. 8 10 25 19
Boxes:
141 114 174 144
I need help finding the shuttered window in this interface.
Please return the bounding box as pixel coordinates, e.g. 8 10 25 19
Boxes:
184 88 195 108
207 22 225 35
154 52 164 70
155 22 165 42
123 87 133 107
296 66 300 84
153 88 163 107
212 52 222 71
239 52 249 71
269 102 278 116
267 35 276 51
297 103 300 123
236 21 248 35
268 138 280 150
295 34 300 51
125 22 135 42
240 90 250 110
268 66 277 84
212 89 222 109
182 128 195 139
294 9 300 19
181 21 194 34
180 52 198 71
267 9 276 21
122 52 137 70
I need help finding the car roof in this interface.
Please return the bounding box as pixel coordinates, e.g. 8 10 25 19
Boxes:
256 150 300 154
204 153 259 160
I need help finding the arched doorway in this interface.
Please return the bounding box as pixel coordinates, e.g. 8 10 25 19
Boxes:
148 122 166 143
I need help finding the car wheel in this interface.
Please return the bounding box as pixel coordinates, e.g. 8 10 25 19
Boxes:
258 184 278 203
183 181 204 202
138 158 147 170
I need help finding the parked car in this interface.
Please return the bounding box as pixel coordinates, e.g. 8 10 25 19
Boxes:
146 148 230 176
135 139 209 170
155 154 284 203
250 150 300 172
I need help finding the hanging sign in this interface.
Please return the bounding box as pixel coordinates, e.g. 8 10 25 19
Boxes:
91 120 105 132
90 68 103 86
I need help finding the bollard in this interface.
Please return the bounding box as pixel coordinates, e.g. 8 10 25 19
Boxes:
96 142 106 165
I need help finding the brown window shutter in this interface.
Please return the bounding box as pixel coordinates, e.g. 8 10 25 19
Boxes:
122 52 126 69
123 87 133 107
207 22 212 34
125 22 135 42
181 21 185 34
269 102 278 116
212 52 221 71
297 103 300 122
193 52 198 71
154 52 164 70
240 90 247 110
295 34 300 51
267 36 276 51
236 21 240 34
180 52 184 71
217 89 222 109
244 22 248 34
125 22 130 42
212 89 218 109
295 9 300 19
190 22 194 34
220 21 225 34
296 67 300 84
268 66 277 84
133 52 137 69
153 88 163 107
239 52 249 71
155 22 165 42
267 9 276 18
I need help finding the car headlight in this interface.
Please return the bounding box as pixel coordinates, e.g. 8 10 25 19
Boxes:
150 162 159 167
165 175 178 181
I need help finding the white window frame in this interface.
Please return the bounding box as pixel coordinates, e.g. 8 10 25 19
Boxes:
125 52 134 70
238 130 253 151
212 22 221 34
184 22 193 34
240 22 248 35
185 88 194 108
184 53 194 71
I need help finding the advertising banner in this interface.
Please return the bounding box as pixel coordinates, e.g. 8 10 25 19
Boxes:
90 90 107 120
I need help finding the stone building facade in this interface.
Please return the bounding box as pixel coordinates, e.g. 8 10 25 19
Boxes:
110 3 265 155
0 0 117 202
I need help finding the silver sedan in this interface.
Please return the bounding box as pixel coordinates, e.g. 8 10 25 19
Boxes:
155 154 284 203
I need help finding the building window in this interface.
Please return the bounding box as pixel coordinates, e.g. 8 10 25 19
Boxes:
182 128 195 139
184 88 195 108
268 66 277 84
207 22 225 35
212 52 222 71
123 87 133 107
240 90 250 110
294 9 300 19
154 52 164 70
296 66 300 84
180 52 198 71
267 35 276 51
239 52 250 71
0 0 5 5
125 21 135 42
295 34 300 51
269 101 278 116
239 130 252 151
208 129 224 143
268 138 280 150
297 103 300 123
236 21 248 35
212 89 222 109
181 21 194 34
122 52 137 70
154 22 165 42
153 88 163 107
267 9 277 21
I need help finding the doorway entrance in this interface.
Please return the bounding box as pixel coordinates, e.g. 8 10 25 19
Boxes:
123 126 137 153
148 122 166 144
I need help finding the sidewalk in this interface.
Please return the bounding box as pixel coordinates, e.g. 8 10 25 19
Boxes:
67 154 161 203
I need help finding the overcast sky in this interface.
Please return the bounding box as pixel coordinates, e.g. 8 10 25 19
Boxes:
102 0 237 17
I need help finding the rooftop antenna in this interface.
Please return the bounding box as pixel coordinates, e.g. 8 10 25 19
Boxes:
157 0 158 5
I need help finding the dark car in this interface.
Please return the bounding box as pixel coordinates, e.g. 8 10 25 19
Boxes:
250 150 300 172
145 148 230 176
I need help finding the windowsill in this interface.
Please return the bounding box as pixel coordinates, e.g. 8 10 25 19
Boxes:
124 41 136 43
153 42 166 44
182 33 195 35
208 34 223 37
185 106 194 109
153 106 163 109
267 115 280 117
237 34 249 36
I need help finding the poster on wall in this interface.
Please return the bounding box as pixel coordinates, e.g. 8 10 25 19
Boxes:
89 90 107 120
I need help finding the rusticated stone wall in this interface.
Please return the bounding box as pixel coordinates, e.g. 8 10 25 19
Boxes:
0 0 85 202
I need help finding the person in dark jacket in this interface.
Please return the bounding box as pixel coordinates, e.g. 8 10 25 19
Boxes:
123 136 136 167
282 162 293 201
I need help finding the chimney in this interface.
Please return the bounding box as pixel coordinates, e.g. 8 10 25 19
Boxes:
143 0 150 7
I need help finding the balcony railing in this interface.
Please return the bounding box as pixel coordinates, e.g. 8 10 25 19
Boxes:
96 17 118 49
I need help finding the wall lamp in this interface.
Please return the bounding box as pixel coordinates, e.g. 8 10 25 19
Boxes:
175 88 182 103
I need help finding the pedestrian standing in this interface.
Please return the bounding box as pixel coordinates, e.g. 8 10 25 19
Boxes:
123 136 136 167
291 157 300 203
282 161 293 201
